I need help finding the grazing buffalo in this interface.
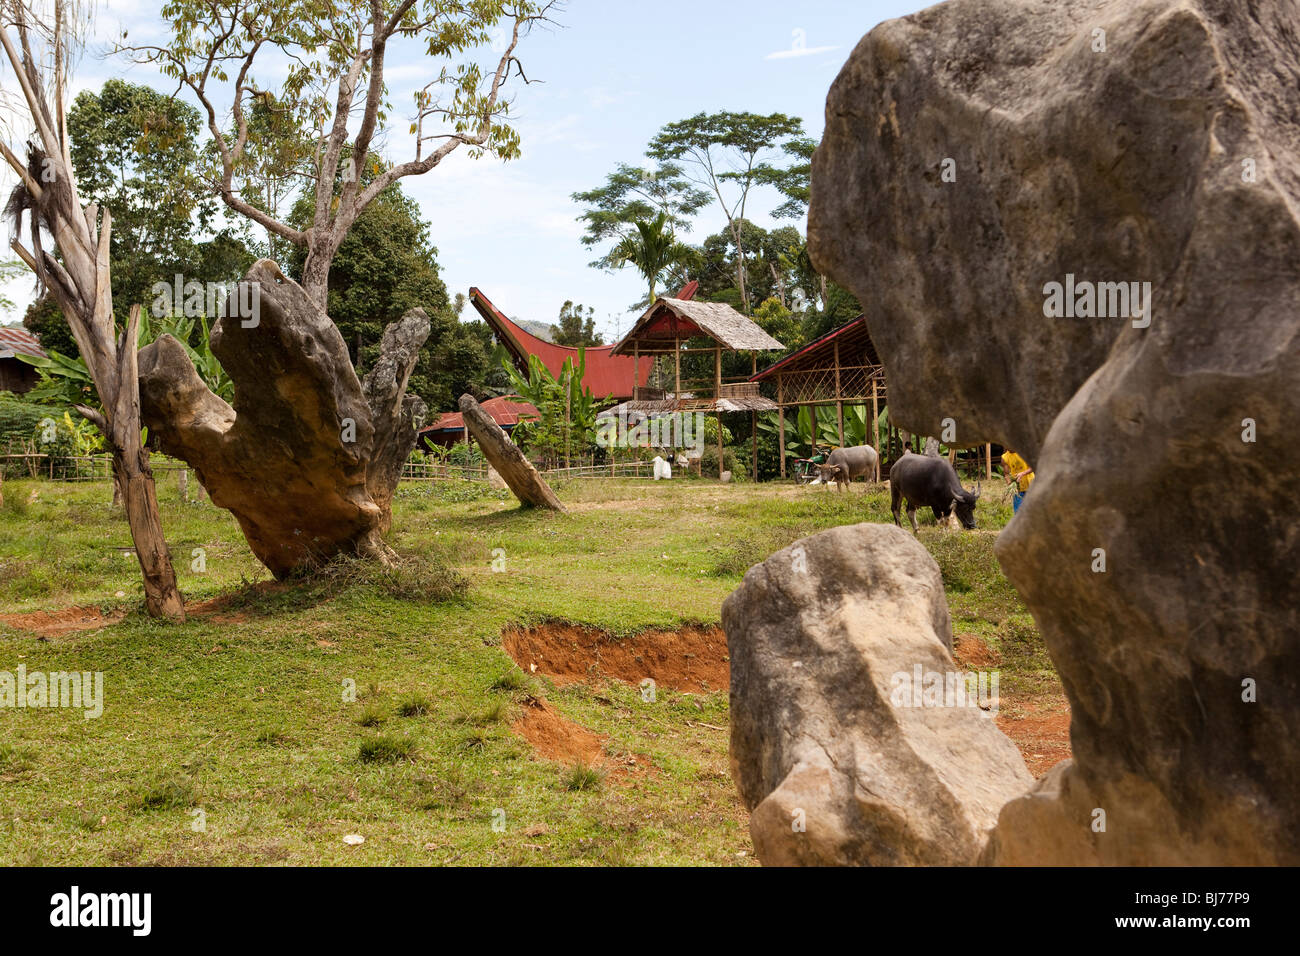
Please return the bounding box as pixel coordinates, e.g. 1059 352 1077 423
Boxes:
814 444 879 490
889 451 981 531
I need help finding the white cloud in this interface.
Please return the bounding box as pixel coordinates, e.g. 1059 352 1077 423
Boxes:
765 45 839 60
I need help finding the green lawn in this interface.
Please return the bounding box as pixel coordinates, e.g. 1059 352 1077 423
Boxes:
0 472 1054 865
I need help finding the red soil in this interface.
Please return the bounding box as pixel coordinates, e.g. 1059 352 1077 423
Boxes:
502 621 728 693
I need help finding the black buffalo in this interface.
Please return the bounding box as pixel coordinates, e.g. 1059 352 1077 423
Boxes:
889 451 982 531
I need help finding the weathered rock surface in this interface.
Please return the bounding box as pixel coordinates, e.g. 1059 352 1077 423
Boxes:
723 523 1033 865
810 0 1300 863
138 260 430 577
458 394 566 511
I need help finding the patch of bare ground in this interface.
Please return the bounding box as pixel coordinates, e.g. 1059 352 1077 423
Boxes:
996 693 1071 778
511 696 646 777
0 606 125 637
0 582 290 636
503 621 728 693
956 633 1070 778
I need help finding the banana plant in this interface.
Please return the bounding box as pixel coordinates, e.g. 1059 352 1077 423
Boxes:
17 310 234 407
758 404 879 460
501 349 612 461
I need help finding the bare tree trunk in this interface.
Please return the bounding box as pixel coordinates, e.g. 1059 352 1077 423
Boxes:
114 445 184 619
733 224 750 313
2 6 185 621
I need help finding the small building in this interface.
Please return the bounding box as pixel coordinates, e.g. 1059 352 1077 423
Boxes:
751 314 993 480
418 396 539 449
609 295 783 480
750 314 885 477
0 326 45 395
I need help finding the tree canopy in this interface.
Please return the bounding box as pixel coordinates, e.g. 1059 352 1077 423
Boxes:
286 178 489 414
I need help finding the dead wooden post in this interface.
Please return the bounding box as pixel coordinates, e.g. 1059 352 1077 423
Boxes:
459 395 565 511
1 10 186 620
674 332 681 398
986 442 993 480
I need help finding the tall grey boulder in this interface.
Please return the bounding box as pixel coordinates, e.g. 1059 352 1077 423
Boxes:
809 0 1300 863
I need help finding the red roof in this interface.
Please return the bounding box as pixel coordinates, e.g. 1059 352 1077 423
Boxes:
468 288 652 401
421 396 539 434
0 327 46 360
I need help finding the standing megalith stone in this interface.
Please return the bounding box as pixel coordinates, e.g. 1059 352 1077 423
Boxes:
810 0 1300 863
723 523 1033 865
458 394 566 512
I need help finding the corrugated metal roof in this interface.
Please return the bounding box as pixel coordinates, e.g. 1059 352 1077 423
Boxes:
610 298 784 355
421 396 539 433
468 288 651 400
0 327 46 360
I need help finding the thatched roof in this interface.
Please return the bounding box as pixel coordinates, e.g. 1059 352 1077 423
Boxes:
610 298 785 355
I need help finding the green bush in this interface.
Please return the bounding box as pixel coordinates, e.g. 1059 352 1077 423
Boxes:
0 392 54 448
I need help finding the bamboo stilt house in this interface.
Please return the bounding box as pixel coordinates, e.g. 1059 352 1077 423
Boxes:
609 295 784 481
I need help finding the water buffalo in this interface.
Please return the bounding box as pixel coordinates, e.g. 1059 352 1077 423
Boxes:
889 451 981 531
814 444 879 490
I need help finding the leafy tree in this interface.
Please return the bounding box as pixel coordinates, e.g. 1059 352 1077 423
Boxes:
751 297 802 354
694 219 807 311
610 212 695 308
551 300 602 347
67 78 252 323
0 258 25 321
572 162 709 269
763 135 817 221
122 0 560 310
648 111 806 313
285 179 489 414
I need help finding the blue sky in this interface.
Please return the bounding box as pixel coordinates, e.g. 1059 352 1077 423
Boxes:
2 0 928 342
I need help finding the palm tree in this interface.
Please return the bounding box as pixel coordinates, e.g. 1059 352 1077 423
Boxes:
610 212 694 306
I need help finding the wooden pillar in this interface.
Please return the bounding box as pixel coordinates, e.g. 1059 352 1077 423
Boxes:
751 354 758 482
674 334 681 399
715 345 723 480
834 340 844 447
871 378 881 481
777 375 787 478
986 442 992 480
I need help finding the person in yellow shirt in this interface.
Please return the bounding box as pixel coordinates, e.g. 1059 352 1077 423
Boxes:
1001 450 1034 513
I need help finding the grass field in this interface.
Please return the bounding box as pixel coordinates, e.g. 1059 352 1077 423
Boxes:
0 473 1063 865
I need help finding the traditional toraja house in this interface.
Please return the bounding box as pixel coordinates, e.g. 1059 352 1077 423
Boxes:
468 287 652 401
0 326 45 395
751 314 993 479
418 396 538 449
609 294 783 480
